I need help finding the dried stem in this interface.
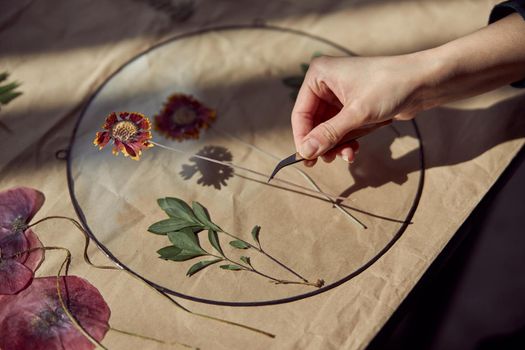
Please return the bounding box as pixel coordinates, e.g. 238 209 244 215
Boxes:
151 140 364 205
221 230 313 284
210 126 366 229
109 326 198 349
208 249 322 288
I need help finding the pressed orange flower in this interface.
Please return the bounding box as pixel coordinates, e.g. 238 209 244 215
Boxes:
154 94 216 141
93 112 153 160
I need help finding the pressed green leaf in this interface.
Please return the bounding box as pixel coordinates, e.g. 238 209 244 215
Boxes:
156 246 182 259
186 258 222 276
220 264 243 271
229 240 250 249
251 225 261 244
282 76 303 88
300 63 309 73
157 197 198 223
0 72 8 82
168 228 205 253
159 249 207 261
148 218 198 234
0 82 20 96
240 256 251 266
0 91 22 105
312 51 323 58
192 201 220 230
192 201 209 221
208 229 223 255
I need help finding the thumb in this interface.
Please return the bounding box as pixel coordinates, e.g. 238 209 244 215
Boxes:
298 107 361 159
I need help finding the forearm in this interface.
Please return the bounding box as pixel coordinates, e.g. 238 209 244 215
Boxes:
415 12 525 109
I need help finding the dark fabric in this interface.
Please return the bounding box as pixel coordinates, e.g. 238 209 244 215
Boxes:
489 0 525 87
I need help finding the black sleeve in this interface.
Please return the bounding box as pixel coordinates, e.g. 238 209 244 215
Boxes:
489 0 525 88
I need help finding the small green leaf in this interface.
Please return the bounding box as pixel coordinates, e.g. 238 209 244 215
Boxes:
0 91 22 105
148 218 199 234
0 81 21 106
0 82 20 96
0 72 8 82
251 225 261 244
186 258 222 276
159 249 207 261
192 201 220 230
229 240 250 249
156 246 182 259
208 229 223 255
168 228 205 254
220 264 243 271
282 76 304 88
158 197 198 223
240 256 251 266
300 63 309 73
312 51 323 58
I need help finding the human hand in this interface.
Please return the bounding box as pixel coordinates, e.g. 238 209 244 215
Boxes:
291 13 525 167
291 54 431 166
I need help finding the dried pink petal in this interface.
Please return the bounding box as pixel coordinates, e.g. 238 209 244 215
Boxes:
21 228 44 272
0 276 111 350
0 228 43 295
0 186 46 295
0 187 45 232
0 258 33 295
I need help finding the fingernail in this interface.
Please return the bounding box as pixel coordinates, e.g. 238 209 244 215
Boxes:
300 138 320 159
342 154 349 162
304 160 316 167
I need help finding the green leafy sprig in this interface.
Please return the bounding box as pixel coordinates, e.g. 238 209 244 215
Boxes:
148 197 324 288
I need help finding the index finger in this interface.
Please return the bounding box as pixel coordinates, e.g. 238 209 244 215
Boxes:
291 82 320 151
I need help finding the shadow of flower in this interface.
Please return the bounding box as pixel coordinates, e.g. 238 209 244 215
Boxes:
180 145 234 189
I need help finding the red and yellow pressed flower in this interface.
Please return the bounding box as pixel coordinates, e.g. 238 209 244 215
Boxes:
93 112 153 160
154 94 216 141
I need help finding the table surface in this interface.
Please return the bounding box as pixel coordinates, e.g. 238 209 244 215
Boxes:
369 147 525 350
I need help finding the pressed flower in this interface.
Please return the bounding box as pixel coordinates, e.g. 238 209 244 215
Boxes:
154 94 216 141
0 187 45 295
93 112 153 160
0 276 111 350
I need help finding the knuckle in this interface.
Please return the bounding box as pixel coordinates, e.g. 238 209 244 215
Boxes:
345 101 372 124
318 121 339 145
309 56 329 73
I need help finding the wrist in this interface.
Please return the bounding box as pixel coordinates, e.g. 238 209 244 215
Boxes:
407 45 457 111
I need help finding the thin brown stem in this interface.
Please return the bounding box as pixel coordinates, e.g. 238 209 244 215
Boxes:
258 249 308 283
208 251 321 288
28 216 118 270
221 230 311 284
109 326 198 349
